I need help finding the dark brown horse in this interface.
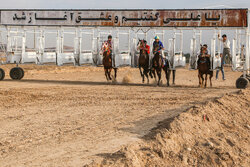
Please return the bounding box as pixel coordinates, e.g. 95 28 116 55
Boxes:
137 40 150 84
103 48 117 81
198 47 213 88
151 44 163 85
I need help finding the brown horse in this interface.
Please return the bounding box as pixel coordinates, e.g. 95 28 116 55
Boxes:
138 40 150 84
103 48 117 81
151 44 163 85
198 47 213 88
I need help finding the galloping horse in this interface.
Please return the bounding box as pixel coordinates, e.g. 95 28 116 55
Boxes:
137 39 150 84
151 43 163 85
102 45 117 81
163 58 176 86
198 47 213 88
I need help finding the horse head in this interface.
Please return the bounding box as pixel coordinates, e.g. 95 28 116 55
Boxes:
138 39 147 54
153 43 160 55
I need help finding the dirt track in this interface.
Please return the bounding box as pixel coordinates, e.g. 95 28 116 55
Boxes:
0 64 245 166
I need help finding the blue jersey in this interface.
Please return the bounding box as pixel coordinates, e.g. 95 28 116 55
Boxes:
153 41 164 52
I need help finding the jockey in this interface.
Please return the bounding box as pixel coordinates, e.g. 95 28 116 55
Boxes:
101 35 115 67
153 36 164 53
197 44 210 55
152 36 165 66
137 39 150 55
101 35 113 53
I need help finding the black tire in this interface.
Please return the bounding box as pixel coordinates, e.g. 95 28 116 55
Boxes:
236 77 249 89
10 67 24 80
19 67 24 80
0 68 5 80
240 74 250 81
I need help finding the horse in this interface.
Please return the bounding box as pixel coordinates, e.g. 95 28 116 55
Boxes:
197 47 213 88
102 47 117 81
137 40 150 84
151 43 163 85
162 58 176 86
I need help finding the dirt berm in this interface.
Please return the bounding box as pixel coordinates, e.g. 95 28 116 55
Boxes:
85 89 250 167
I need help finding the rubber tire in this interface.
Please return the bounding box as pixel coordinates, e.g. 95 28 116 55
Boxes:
240 74 250 81
0 68 5 80
19 67 24 80
236 77 249 89
10 67 23 80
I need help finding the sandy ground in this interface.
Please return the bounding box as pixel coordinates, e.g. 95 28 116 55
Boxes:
87 89 250 167
0 64 246 167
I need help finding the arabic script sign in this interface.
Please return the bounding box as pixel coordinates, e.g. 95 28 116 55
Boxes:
0 9 248 27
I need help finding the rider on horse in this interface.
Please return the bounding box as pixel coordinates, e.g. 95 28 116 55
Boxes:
197 46 211 69
152 36 165 67
101 35 115 67
137 39 150 55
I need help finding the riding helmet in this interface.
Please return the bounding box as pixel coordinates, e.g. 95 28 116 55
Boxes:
154 36 160 40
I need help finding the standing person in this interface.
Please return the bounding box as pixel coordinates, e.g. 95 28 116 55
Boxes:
101 35 115 67
216 34 230 80
216 53 225 80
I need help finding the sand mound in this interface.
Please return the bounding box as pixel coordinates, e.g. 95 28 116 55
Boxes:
85 89 250 167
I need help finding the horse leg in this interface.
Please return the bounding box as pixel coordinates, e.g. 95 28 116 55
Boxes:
204 74 208 88
144 68 149 84
172 70 176 85
139 66 145 83
139 66 143 77
198 72 202 87
209 71 213 87
157 69 162 86
149 68 153 78
142 73 145 83
201 74 204 88
152 68 156 81
209 74 212 87
105 69 109 81
114 68 117 79
108 68 112 80
165 69 170 87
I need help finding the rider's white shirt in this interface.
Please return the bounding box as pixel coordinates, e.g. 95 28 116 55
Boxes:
219 38 230 49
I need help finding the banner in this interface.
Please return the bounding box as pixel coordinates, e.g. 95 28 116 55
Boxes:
0 9 248 27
